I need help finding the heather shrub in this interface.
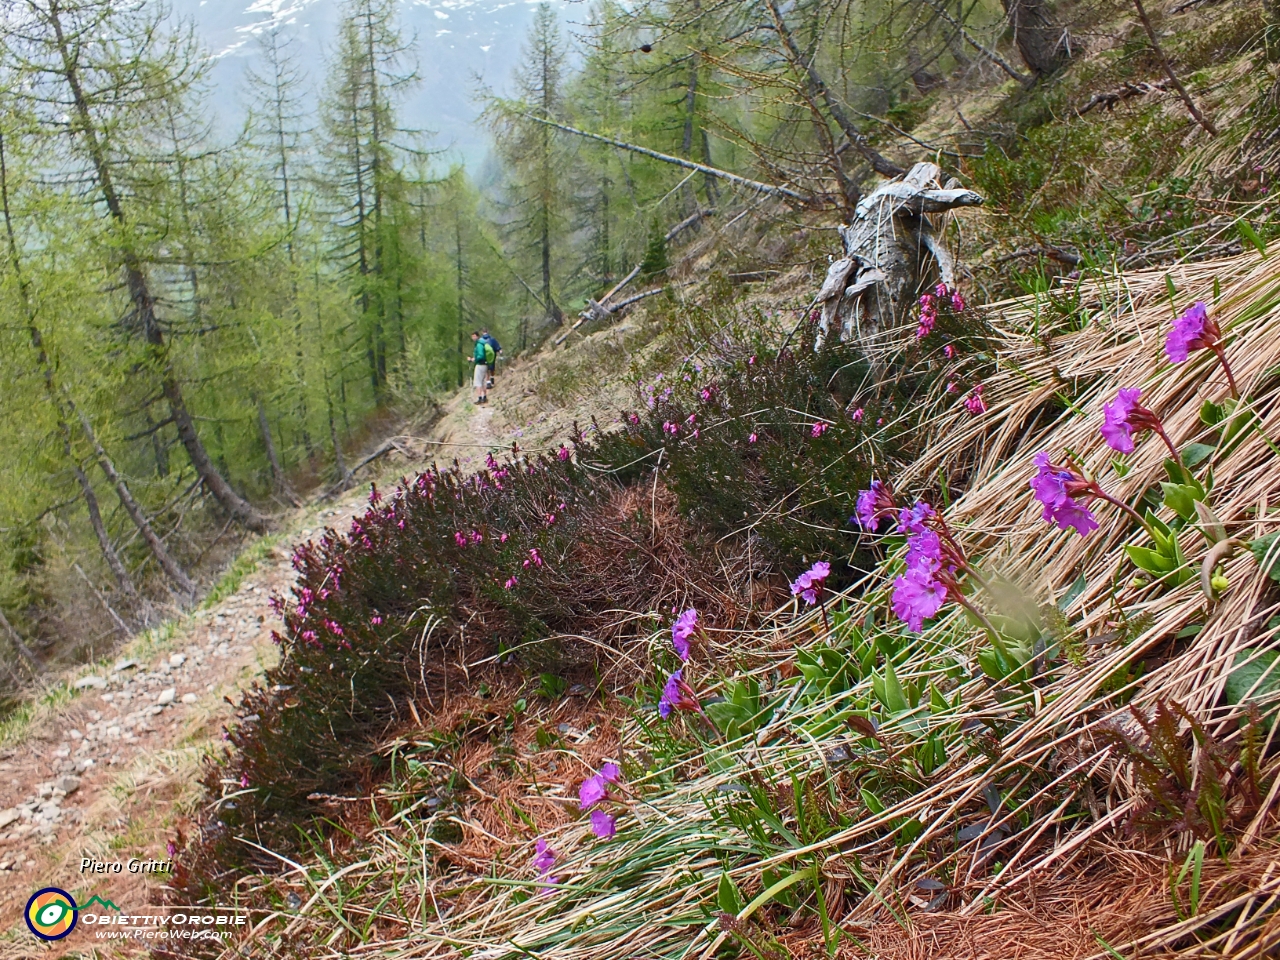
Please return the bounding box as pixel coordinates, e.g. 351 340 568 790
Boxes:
590 307 961 585
180 447 770 888
180 297 980 893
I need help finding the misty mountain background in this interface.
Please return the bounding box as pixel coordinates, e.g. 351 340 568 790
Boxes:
175 0 576 167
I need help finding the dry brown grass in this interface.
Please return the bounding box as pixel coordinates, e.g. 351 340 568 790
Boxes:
208 251 1280 960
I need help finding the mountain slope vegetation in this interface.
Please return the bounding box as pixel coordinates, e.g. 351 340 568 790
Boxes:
2 0 1280 955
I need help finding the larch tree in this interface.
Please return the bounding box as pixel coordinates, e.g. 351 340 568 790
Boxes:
319 0 419 402
489 3 572 327
2 0 270 532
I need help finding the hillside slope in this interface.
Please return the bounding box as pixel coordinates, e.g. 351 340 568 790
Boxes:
0 337 641 956
182 249 1280 960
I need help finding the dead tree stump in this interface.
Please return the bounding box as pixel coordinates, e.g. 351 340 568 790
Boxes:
815 162 983 349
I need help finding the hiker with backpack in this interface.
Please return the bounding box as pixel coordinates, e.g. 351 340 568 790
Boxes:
471 331 494 404
480 328 502 387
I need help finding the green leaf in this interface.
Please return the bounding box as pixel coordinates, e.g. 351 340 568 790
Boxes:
1126 544 1176 575
1161 482 1201 521
1237 218 1268 257
860 788 886 815
875 632 899 661
929 683 949 714
882 660 909 713
898 818 924 844
1180 443 1215 468
1225 648 1280 708
1249 532 1280 582
1057 573 1088 613
743 866 813 917
1199 400 1226 427
977 647 1005 681
705 700 749 734
717 871 744 915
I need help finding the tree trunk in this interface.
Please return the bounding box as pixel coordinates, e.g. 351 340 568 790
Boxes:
76 409 197 597
47 5 270 533
73 460 140 604
0 127 140 606
1001 0 1070 77
258 399 301 506
763 0 905 180
328 392 350 487
0 606 41 672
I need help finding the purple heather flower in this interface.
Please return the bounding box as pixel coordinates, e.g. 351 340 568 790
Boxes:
578 763 621 810
590 809 617 838
557 445 571 461
659 669 702 718
811 421 829 438
1166 301 1218 364
892 565 947 632
790 561 831 605
905 530 943 572
896 501 935 535
965 383 987 415
748 432 757 443
533 838 557 874
672 608 697 660
1029 452 1100 537
851 408 864 423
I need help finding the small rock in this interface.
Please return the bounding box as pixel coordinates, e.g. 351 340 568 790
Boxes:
0 809 17 829
157 687 176 706
75 759 95 772
169 653 187 667
54 776 80 796
181 693 199 704
69 729 83 740
74 675 107 690
100 693 115 703
113 658 138 672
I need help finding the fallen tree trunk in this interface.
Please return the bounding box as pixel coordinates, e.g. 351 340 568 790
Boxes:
525 116 808 201
556 209 710 345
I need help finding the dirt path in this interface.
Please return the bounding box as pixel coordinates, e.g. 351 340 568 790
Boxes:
0 486 380 958
0 334 644 956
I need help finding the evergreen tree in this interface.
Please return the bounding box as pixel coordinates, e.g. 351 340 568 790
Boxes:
488 3 572 326
319 0 419 401
2 0 270 532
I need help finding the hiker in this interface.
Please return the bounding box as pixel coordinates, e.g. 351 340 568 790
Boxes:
470 331 493 404
480 328 502 388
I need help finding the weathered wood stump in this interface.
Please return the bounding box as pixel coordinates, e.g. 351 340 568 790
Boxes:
815 162 983 348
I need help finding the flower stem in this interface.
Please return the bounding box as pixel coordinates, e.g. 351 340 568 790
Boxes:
1096 489 1157 539
1211 345 1241 400
957 595 1000 643
1152 425 1182 463
818 595 830 631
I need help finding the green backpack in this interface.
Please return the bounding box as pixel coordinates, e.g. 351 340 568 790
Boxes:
483 341 495 366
